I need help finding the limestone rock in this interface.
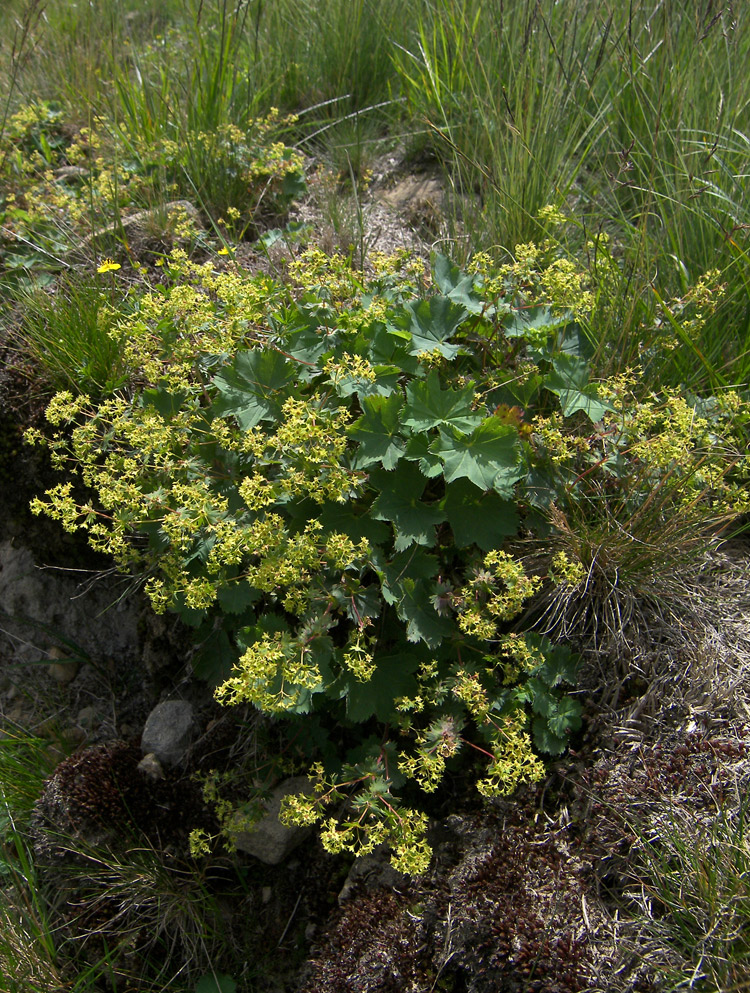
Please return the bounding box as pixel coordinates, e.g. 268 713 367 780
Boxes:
232 776 314 865
140 700 196 767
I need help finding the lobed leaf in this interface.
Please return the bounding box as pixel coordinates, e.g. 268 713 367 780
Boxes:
430 418 523 495
402 370 483 434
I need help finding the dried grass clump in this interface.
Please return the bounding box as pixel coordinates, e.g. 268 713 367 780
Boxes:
563 722 750 992
528 540 750 735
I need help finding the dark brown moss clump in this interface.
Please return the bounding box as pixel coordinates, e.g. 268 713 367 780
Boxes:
298 804 597 993
32 739 214 857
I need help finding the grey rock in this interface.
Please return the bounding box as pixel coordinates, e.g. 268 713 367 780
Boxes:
337 849 409 905
0 541 140 669
140 700 196 766
232 776 314 865
48 647 79 685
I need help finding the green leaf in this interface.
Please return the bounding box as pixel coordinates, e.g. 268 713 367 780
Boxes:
171 592 207 628
353 368 401 399
544 354 613 421
433 254 485 314
195 975 237 993
192 628 238 686
318 502 391 546
443 479 519 549
370 462 446 550
396 577 453 647
531 717 569 756
402 371 483 435
526 634 580 688
367 323 420 374
527 678 556 718
349 394 405 469
283 321 331 367
282 165 306 200
504 306 569 340
430 419 522 495
532 696 582 755
344 653 420 722
141 387 190 419
546 696 582 739
217 580 259 615
403 433 444 478
212 348 295 428
372 547 439 605
329 578 382 625
332 363 400 400
396 296 467 359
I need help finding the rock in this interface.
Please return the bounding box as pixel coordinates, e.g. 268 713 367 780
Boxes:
232 776 314 865
48 660 79 684
63 727 86 747
337 849 409 905
53 165 88 181
140 700 196 767
138 752 165 781
76 705 100 729
0 541 140 671
48 647 79 685
79 200 202 254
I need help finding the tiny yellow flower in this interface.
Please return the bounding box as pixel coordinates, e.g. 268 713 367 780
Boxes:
97 258 121 274
217 246 230 256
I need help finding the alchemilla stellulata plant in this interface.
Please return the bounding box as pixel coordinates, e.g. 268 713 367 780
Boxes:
27 240 749 873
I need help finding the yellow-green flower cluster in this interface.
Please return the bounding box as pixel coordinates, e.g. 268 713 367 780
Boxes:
548 551 586 587
279 790 322 827
398 748 446 793
341 633 376 682
476 716 546 797
532 414 592 464
288 248 364 305
106 251 281 388
215 633 320 713
496 634 544 685
466 238 593 322
323 352 377 387
270 398 357 504
457 550 541 641
452 670 490 720
538 258 593 316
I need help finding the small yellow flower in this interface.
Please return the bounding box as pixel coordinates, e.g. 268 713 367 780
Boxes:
217 246 230 256
97 258 121 274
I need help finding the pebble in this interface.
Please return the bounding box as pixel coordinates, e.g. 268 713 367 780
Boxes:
48 647 79 685
77 706 100 729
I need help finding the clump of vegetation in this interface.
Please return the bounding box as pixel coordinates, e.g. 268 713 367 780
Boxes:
1 0 749 991
25 241 746 873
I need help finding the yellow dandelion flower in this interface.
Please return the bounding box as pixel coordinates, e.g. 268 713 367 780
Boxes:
217 246 230 256
97 258 121 274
